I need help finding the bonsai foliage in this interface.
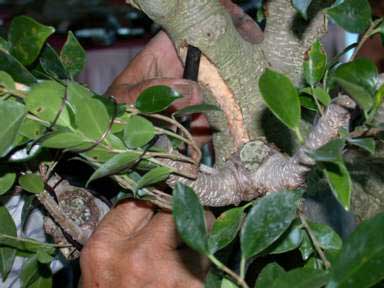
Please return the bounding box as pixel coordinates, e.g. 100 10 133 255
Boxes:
0 0 383 287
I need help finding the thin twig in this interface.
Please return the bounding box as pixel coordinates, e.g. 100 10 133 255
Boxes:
299 213 331 269
209 255 250 288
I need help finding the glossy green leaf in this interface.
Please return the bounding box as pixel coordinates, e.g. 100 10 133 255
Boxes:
327 0 371 33
36 250 53 264
323 161 352 210
255 262 286 288
221 278 238 288
208 207 244 254
334 59 377 112
25 81 71 127
327 212 384 288
271 267 329 288
302 87 331 106
123 115 155 148
240 191 301 259
8 16 55 66
304 41 327 86
136 166 172 189
173 104 221 116
0 71 15 90
19 173 44 194
20 256 52 288
18 118 45 140
310 139 345 162
300 94 318 111
21 194 35 231
39 44 68 79
82 147 116 163
60 31 86 78
172 183 208 254
348 137 375 155
135 85 183 113
0 49 37 85
259 69 301 130
87 151 140 185
0 235 55 255
299 231 314 260
0 206 17 280
0 100 26 157
42 132 85 149
270 224 303 254
307 221 342 250
0 37 10 51
0 168 16 196
292 0 312 20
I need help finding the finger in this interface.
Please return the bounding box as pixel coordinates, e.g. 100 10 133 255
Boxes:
90 200 154 242
111 31 184 87
219 0 264 44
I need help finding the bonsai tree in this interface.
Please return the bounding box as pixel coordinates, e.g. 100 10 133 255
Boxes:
0 0 384 287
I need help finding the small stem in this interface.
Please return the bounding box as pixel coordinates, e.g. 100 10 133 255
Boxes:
294 127 304 144
351 19 383 60
0 233 71 248
208 255 249 288
299 213 331 269
240 256 246 280
311 86 324 116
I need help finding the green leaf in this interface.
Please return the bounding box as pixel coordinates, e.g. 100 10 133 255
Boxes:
20 256 52 288
36 250 53 264
21 194 35 231
18 118 45 140
0 206 17 280
259 69 301 130
292 0 312 20
25 81 71 127
136 166 172 189
0 36 10 51
334 59 377 112
8 16 55 66
39 44 68 79
60 31 86 78
302 87 331 106
87 151 140 185
304 41 327 86
173 104 221 116
299 231 314 260
0 170 16 195
307 221 342 250
323 161 352 210
172 183 208 254
327 212 384 288
255 262 286 288
300 94 318 111
240 191 301 259
271 267 329 288
208 207 244 254
310 139 345 162
327 0 371 33
270 223 303 254
135 85 183 113
0 49 37 85
0 100 26 157
348 137 375 154
19 173 44 194
221 278 238 288
0 71 15 91
123 115 155 148
0 235 55 255
42 132 85 149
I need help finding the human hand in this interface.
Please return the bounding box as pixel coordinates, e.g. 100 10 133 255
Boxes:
80 200 214 288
